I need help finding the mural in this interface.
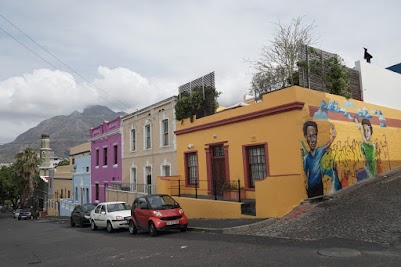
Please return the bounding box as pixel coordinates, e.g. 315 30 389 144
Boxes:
302 99 390 198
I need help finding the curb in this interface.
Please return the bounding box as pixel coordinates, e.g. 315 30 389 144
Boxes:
186 218 277 234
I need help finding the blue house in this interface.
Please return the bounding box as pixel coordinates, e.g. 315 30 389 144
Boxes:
73 155 91 204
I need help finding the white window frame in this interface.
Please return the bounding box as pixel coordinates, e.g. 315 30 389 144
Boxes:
144 124 151 150
161 119 169 147
162 165 171 176
130 167 137 191
131 128 136 151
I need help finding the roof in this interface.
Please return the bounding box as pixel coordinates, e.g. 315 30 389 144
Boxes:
386 63 401 74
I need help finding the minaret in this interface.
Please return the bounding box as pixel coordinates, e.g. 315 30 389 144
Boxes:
40 134 51 170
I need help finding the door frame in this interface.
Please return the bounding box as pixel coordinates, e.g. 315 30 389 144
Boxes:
205 142 230 195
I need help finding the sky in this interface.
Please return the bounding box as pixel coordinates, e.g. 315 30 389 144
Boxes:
0 0 400 144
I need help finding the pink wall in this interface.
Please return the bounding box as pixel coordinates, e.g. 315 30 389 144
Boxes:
90 116 122 203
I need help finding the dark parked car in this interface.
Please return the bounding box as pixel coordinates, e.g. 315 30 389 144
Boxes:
70 203 96 227
18 209 32 220
128 194 188 237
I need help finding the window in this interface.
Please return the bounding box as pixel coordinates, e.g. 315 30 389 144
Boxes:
131 129 136 151
162 119 169 146
246 145 267 187
96 149 99 166
61 189 64 199
103 147 108 166
86 166 89 172
113 145 118 165
131 168 137 191
186 153 198 185
68 190 70 198
72 158 75 165
145 124 151 149
75 187 78 201
95 184 99 200
162 165 170 176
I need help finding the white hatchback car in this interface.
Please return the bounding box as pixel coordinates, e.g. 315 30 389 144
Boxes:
90 201 131 233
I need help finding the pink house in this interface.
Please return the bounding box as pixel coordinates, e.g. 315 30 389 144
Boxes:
90 116 122 203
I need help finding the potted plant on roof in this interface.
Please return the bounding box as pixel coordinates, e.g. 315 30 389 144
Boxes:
221 180 245 201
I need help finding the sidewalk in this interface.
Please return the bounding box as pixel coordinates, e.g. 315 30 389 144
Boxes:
40 215 273 233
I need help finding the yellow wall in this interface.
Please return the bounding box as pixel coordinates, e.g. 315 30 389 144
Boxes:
106 189 138 206
176 100 304 199
173 86 401 218
255 174 306 218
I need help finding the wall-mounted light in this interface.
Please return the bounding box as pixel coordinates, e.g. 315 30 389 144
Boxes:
187 144 194 149
213 134 217 139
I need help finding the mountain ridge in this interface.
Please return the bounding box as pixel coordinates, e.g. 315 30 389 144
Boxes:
0 105 126 163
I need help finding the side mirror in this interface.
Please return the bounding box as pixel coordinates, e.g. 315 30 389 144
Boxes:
101 211 106 215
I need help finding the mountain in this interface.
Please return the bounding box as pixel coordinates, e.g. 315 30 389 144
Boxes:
0 105 126 163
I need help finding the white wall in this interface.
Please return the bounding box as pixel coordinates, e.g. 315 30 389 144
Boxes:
356 60 401 110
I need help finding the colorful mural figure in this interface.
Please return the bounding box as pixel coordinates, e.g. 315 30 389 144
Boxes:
355 118 378 178
305 98 391 195
302 121 341 198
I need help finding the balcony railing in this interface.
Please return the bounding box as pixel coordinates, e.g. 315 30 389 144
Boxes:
169 179 243 202
108 183 157 195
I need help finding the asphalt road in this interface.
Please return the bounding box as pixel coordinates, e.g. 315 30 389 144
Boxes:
0 213 400 266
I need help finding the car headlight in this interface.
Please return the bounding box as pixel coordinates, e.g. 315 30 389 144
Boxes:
179 209 184 214
152 211 162 216
115 216 123 220
84 215 90 219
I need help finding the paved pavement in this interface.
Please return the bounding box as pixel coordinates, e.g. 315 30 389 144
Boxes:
243 167 401 246
11 166 401 245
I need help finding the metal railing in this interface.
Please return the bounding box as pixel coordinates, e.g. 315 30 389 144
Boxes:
170 179 243 202
108 179 244 202
108 183 157 195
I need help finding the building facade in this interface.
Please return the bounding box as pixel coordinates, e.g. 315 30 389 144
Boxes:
119 96 177 196
157 86 401 219
71 142 91 204
90 116 123 203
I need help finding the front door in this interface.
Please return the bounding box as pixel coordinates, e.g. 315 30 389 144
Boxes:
211 145 226 195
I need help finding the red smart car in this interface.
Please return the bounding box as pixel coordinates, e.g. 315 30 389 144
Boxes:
128 194 188 237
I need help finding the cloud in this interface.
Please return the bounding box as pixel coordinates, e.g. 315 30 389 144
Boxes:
0 67 176 143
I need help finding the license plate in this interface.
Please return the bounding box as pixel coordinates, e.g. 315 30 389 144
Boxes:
166 220 179 225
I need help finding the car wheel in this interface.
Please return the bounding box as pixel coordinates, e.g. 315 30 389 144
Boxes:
70 218 75 227
91 220 97 231
128 220 137 235
180 225 187 232
106 221 114 233
149 222 157 237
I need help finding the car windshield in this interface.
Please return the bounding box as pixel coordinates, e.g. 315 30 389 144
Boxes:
20 209 31 213
81 204 96 212
107 203 129 212
148 195 179 210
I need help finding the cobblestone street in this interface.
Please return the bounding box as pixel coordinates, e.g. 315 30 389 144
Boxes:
244 168 401 246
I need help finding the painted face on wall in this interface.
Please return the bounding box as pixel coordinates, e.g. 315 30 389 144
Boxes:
363 124 372 141
305 126 317 152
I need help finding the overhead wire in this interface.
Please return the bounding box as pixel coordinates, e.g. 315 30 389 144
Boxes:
0 14 131 112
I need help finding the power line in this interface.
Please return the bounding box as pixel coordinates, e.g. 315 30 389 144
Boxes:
0 14 131 111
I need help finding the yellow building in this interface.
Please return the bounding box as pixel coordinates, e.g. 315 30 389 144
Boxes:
47 165 73 216
158 86 401 219
47 143 90 216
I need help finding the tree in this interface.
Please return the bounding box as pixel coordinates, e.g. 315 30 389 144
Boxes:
175 86 221 122
0 165 20 207
14 148 42 208
57 159 70 166
298 47 351 98
251 16 316 95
